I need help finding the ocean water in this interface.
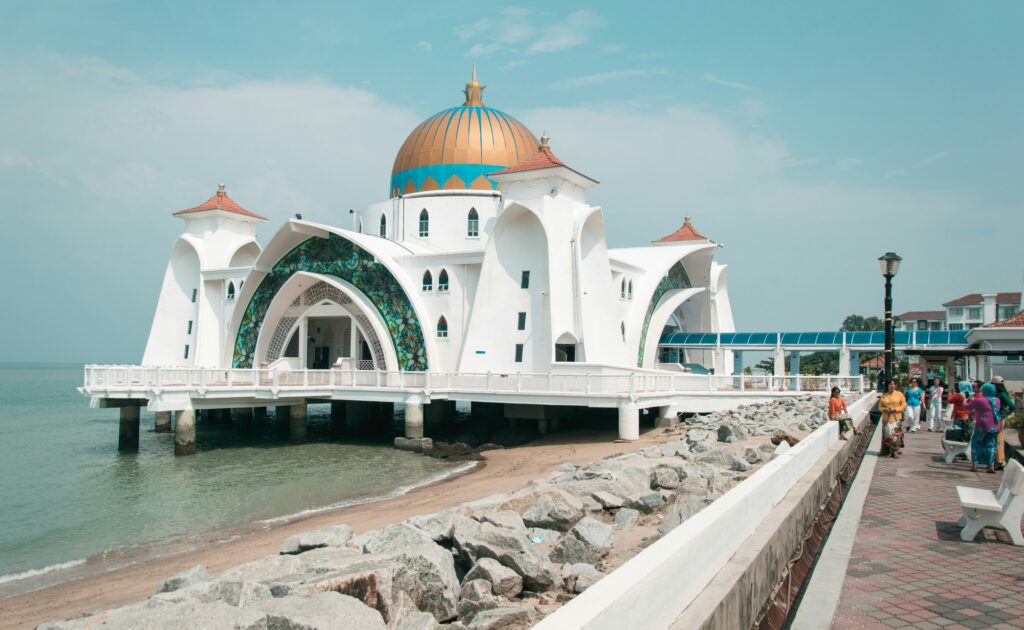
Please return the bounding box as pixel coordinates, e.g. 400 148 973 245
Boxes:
0 363 462 589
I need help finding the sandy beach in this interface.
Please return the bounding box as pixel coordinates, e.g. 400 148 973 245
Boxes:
0 429 667 629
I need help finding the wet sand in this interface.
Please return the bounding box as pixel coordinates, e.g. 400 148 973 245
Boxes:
0 429 668 629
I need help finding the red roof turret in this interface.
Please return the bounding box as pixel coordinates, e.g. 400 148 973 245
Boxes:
173 183 267 221
654 215 708 243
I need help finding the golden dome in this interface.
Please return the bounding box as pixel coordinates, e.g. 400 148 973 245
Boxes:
390 69 538 197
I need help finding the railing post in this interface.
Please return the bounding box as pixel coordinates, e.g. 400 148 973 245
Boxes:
155 367 162 388
303 369 309 387
826 375 831 393
586 373 592 394
376 370 381 387
424 370 431 392
487 371 492 390
272 368 279 389
516 372 522 392
629 372 636 400
199 368 207 389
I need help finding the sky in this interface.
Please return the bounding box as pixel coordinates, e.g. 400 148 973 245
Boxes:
1 1 1022 363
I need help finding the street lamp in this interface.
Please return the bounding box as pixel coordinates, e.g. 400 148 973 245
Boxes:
879 252 902 387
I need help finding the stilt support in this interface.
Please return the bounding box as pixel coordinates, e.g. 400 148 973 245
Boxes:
405 400 424 439
154 410 172 433
289 403 308 443
618 402 639 441
175 409 196 456
118 406 140 451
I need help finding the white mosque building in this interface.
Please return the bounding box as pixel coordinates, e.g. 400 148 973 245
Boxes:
142 71 735 381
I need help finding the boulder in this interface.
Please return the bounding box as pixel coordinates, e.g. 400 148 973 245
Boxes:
517 493 584 532
659 493 712 535
624 491 665 513
155 565 209 594
395 611 442 630
457 579 502 622
254 592 387 629
591 491 624 509
357 523 437 554
651 467 681 490
695 448 733 468
463 558 523 598
41 601 267 630
550 517 614 564
407 511 478 545
466 606 534 629
730 455 752 472
579 495 604 513
613 508 639 529
561 563 605 593
281 524 355 555
452 521 560 592
218 554 308 586
475 510 525 532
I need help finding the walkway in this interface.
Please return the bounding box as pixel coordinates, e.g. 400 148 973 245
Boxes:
825 427 1024 629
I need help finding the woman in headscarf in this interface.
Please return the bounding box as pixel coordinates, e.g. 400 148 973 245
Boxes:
992 375 1017 470
879 379 906 458
966 383 1002 474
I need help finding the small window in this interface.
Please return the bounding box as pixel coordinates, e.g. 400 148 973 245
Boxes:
948 307 963 317
467 208 479 237
621 321 625 340
627 280 633 300
521 271 530 289
438 269 449 292
517 312 526 330
437 316 448 338
379 214 387 237
186 320 193 335
419 209 429 237
949 323 963 330
184 344 190 359
1007 354 1022 362
621 278 626 299
967 307 982 320
227 282 236 301
514 344 524 363
422 270 433 292
191 288 197 303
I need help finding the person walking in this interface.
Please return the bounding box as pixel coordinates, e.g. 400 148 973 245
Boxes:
947 383 970 433
904 378 924 433
829 387 860 440
992 375 1017 471
926 377 944 432
966 383 1002 474
880 379 907 457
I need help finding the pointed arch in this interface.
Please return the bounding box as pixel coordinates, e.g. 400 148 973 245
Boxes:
438 268 449 292
379 214 387 237
467 207 479 237
422 270 433 292
227 281 236 301
621 278 627 299
628 280 634 300
419 209 429 237
437 315 448 338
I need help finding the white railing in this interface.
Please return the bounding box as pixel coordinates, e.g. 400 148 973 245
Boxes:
82 365 863 398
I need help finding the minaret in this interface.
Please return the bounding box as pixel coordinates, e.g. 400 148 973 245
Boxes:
463 65 485 106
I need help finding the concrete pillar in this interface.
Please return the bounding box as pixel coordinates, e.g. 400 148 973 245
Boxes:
617 403 639 441
154 410 172 433
773 347 786 377
712 349 726 375
299 318 309 369
405 401 424 439
537 418 548 435
850 351 860 376
789 352 801 390
175 409 196 456
289 403 308 443
945 357 955 384
733 351 743 376
118 406 140 451
330 401 346 435
655 404 677 428
839 348 851 377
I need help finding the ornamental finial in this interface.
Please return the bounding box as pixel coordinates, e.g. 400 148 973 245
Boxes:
540 131 549 149
463 66 485 106
217 182 226 196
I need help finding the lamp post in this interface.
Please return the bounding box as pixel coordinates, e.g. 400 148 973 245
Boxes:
879 252 902 387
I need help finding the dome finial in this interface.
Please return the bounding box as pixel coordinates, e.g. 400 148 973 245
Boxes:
684 213 691 225
539 131 549 149
218 182 226 196
463 67 485 107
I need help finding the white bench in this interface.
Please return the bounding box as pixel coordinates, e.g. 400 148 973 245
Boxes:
956 459 1024 545
941 439 970 464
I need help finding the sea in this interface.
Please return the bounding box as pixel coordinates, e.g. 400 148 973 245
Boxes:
0 363 467 596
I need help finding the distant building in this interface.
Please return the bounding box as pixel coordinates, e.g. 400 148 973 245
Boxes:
894 292 1021 332
894 310 945 332
966 308 1024 387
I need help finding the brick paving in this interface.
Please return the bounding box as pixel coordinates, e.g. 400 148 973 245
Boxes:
831 427 1024 630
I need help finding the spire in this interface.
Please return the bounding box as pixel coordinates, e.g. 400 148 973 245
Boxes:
540 131 549 149
463 66 485 107
217 182 226 196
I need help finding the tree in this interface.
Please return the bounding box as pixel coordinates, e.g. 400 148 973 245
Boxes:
754 357 774 374
840 314 883 331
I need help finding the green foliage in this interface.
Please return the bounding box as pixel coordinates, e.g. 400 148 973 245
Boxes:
841 314 884 331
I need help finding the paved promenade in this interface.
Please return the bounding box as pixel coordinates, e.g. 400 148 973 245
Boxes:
827 426 1024 629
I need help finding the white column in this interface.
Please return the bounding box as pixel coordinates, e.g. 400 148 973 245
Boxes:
773 347 786 377
404 399 424 439
290 402 308 442
839 348 851 377
175 409 196 456
712 349 726 375
299 318 309 369
617 402 639 441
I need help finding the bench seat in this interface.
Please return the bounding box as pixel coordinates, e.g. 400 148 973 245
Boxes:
956 486 1001 512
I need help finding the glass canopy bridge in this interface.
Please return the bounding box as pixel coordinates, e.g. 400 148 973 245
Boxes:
657 330 970 376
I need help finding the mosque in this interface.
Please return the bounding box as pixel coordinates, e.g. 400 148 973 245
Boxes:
142 70 736 381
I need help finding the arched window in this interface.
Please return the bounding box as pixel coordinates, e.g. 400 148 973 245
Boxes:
357 217 363 232
227 282 236 301
627 280 633 300
419 209 429 237
438 269 449 292
467 208 479 237
621 322 626 340
437 316 448 338
621 278 627 299
422 270 433 292
379 214 387 237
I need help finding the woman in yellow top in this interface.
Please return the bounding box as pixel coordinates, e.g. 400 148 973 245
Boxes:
879 379 907 458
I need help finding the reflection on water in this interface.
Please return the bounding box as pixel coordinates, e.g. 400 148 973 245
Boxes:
0 364 458 584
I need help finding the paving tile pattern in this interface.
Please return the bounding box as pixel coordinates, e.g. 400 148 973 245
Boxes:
832 428 1024 629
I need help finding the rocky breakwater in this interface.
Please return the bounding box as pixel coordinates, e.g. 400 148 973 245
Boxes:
40 396 837 630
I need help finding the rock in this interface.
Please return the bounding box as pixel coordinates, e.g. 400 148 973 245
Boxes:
695 448 733 468
466 606 534 629
659 493 712 535
651 467 681 489
464 558 523 598
146 579 273 609
743 447 761 464
254 592 387 629
218 554 308 585
475 510 525 532
624 491 665 513
452 521 560 592
42 601 267 630
613 508 639 529
660 442 689 458
525 527 561 545
156 565 209 594
579 495 604 513
591 491 624 509
716 425 734 442
395 610 442 630
299 546 369 574
357 523 437 554
457 579 502 622
550 517 614 565
561 563 605 593
730 455 752 472
395 436 433 453
557 463 576 472
517 492 585 532
570 517 614 554
281 524 355 555
408 511 478 545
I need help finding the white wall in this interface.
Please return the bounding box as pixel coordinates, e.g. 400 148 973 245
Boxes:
355 191 501 252
142 238 200 365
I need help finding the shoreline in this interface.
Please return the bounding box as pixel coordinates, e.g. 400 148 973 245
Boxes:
0 429 663 629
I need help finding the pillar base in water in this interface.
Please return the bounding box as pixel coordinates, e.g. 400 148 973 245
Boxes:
119 406 141 451
405 401 424 439
289 403 308 443
154 411 172 433
175 409 196 456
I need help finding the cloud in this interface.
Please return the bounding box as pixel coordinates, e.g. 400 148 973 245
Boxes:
837 158 864 169
0 148 32 168
501 60 527 72
603 43 624 54
701 72 755 91
417 40 432 52
552 68 668 89
918 150 952 167
467 43 501 57
887 150 953 178
526 10 602 54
